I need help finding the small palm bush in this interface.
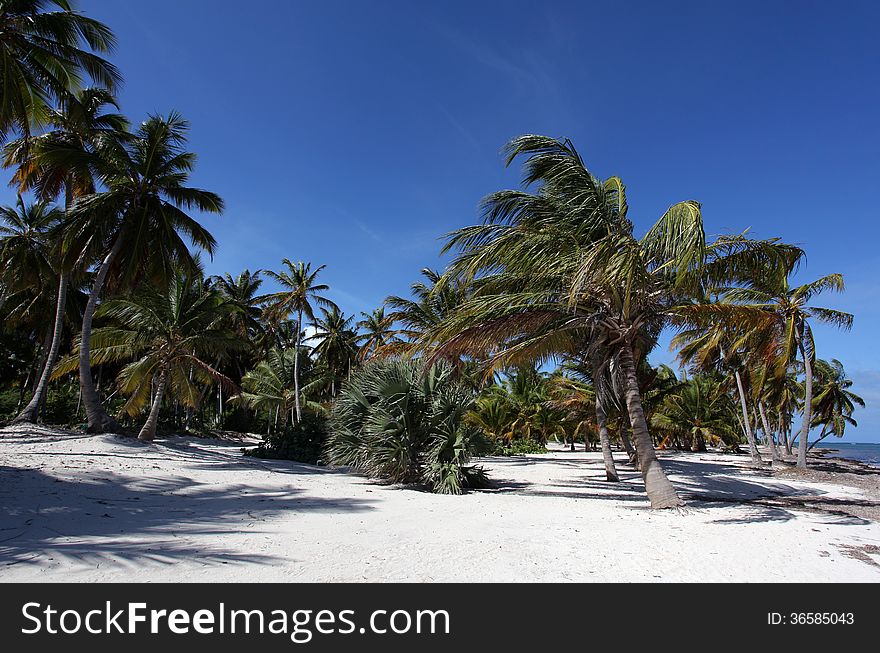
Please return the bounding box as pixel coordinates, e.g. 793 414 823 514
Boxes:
325 358 488 494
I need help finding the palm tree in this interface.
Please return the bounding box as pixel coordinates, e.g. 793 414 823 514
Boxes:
60 112 223 432
260 260 336 423
651 375 740 452
725 273 853 468
0 0 120 141
356 307 397 360
231 347 302 430
311 306 357 396
60 266 240 440
209 269 266 379
385 268 466 351
808 359 863 450
0 196 60 304
7 88 127 423
425 136 690 507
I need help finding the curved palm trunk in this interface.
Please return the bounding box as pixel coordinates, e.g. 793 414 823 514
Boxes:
293 310 302 424
618 342 682 509
138 368 168 441
758 401 782 462
733 369 763 464
13 273 69 424
80 237 124 433
797 338 813 470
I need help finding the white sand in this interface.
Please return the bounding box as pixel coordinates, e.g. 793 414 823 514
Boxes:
1 424 878 582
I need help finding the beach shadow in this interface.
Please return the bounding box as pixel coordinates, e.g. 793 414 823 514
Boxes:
478 452 878 524
0 464 374 570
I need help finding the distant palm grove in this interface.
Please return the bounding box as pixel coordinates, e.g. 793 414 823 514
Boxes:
0 1 864 507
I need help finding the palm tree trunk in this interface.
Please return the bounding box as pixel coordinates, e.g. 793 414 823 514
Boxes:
618 341 682 509
592 356 619 482
618 422 638 467
138 368 168 441
293 309 302 423
758 401 782 462
13 273 69 424
797 335 813 469
80 236 124 433
733 369 763 464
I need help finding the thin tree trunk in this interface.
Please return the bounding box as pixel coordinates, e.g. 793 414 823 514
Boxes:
619 423 637 466
733 369 763 464
797 333 813 470
618 341 682 509
293 310 302 423
80 236 124 433
138 368 168 441
14 273 69 424
807 428 829 452
758 401 782 462
592 356 619 482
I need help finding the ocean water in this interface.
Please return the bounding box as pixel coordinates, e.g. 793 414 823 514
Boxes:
814 442 880 468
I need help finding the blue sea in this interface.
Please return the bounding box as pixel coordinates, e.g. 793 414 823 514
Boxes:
814 442 880 468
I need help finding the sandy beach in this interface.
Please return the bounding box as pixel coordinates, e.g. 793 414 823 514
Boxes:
1 424 878 583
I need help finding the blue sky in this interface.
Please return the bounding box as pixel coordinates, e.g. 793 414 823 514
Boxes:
4 1 879 441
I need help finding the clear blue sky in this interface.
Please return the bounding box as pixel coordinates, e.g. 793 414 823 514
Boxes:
5 1 879 441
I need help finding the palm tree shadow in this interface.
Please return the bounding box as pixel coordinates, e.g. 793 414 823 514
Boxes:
479 453 878 524
0 464 374 570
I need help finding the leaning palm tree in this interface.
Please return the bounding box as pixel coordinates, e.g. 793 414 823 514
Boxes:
61 112 224 432
260 260 336 423
0 0 121 141
7 88 127 423
808 358 863 451
57 266 239 440
724 272 853 468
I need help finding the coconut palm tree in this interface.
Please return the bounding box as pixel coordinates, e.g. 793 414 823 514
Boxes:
59 266 240 440
0 196 60 303
7 88 127 423
356 307 397 360
60 112 223 433
310 305 357 396
0 0 120 141
808 358 863 450
725 273 853 468
231 347 300 431
260 260 336 423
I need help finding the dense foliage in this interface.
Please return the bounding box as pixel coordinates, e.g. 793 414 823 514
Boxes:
325 359 488 494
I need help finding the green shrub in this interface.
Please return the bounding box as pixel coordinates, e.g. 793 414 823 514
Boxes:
325 358 489 494
488 437 547 456
244 413 327 465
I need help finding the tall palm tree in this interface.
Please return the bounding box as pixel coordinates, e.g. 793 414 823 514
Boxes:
725 273 853 468
356 306 397 360
7 88 127 423
61 112 224 432
260 260 336 422
0 0 120 141
808 358 863 450
62 266 240 440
